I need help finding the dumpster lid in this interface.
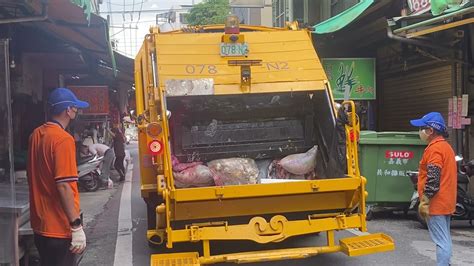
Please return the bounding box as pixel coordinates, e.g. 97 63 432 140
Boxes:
359 131 426 145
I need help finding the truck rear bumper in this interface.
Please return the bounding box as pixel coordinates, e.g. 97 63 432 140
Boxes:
150 232 394 265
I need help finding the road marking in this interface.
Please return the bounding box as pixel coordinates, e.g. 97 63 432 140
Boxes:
345 228 370 236
114 164 134 266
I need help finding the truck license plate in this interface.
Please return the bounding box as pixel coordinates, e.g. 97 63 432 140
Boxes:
220 43 248 57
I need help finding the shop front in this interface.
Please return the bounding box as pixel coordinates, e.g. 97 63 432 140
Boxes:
0 1 134 263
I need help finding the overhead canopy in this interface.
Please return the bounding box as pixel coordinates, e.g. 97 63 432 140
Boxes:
391 2 474 38
98 51 134 88
313 0 375 34
37 0 116 74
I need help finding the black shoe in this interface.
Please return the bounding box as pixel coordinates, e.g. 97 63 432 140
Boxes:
119 176 125 182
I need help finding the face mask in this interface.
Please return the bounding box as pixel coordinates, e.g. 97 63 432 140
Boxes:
67 107 80 128
419 129 430 143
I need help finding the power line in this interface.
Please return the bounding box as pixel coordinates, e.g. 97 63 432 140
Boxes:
131 0 135 21
99 8 189 14
108 0 146 6
110 19 161 25
137 0 144 22
111 27 126 37
110 25 139 29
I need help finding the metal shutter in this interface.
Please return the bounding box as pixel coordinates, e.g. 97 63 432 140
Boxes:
380 64 452 131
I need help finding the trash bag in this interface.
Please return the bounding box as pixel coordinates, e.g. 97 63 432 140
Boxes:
268 160 315 180
208 158 259 186
171 155 203 172
173 165 215 188
256 159 273 180
278 146 318 175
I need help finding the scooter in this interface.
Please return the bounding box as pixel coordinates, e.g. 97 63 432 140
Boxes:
77 155 103 192
408 156 474 227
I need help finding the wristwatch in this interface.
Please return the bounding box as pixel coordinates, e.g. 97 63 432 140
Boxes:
70 218 82 227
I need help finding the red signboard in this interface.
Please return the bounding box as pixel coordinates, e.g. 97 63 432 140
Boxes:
385 151 414 159
69 86 109 115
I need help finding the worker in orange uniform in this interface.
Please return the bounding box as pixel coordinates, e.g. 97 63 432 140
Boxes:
27 88 89 265
410 112 457 266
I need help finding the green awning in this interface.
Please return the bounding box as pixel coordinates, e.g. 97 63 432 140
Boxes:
70 0 93 22
313 0 375 34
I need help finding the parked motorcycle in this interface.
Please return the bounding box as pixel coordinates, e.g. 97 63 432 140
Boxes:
77 154 103 192
408 156 474 227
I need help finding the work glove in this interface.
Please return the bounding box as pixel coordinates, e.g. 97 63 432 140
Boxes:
418 195 430 221
70 226 87 254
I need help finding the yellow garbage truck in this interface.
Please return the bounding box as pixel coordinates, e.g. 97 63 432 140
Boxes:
134 18 394 265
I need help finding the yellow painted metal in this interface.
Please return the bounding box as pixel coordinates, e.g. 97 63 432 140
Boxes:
161 24 287 34
327 230 335 247
221 33 245 43
406 17 474 38
171 191 354 221
340 233 395 257
342 100 367 232
151 252 200 266
134 49 145 115
150 232 394 265
171 214 362 244
140 184 157 198
213 80 325 94
202 240 210 258
200 246 341 264
145 34 159 123
137 125 160 198
154 30 326 93
135 24 394 264
172 177 359 201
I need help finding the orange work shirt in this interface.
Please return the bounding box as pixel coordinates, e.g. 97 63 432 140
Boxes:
417 136 457 215
27 122 80 238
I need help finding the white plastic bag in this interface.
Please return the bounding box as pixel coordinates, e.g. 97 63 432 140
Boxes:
173 165 215 188
208 158 259 186
268 159 316 180
107 178 114 189
278 146 318 175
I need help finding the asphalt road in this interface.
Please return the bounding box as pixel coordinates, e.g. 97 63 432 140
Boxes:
80 143 474 266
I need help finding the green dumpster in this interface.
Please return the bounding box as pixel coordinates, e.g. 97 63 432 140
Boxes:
359 131 426 208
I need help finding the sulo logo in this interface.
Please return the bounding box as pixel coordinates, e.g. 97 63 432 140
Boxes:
385 150 414 159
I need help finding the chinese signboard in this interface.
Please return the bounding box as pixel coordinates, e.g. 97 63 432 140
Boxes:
323 58 376 100
407 0 431 15
448 95 471 129
69 86 109 115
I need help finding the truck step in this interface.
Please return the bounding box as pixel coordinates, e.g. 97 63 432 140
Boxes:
340 233 395 257
151 252 200 266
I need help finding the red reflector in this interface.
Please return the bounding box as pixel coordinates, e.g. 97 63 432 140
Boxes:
148 140 163 155
349 130 359 142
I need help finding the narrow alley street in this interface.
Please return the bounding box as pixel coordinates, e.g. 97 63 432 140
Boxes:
77 143 474 266
2 1 474 266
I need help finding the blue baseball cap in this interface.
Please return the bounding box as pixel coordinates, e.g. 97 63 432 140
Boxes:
410 112 446 133
48 88 89 114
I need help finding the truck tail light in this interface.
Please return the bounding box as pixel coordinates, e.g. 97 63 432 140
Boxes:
146 122 162 137
148 140 163 155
